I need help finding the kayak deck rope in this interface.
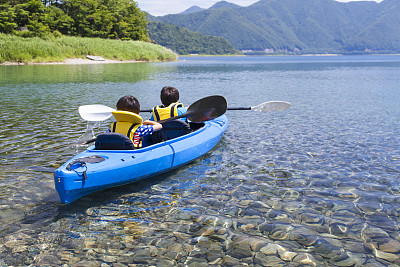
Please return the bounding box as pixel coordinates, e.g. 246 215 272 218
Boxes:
70 163 88 180
66 155 105 180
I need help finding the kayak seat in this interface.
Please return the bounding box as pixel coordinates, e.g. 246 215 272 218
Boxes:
162 119 193 140
94 133 135 150
189 122 205 131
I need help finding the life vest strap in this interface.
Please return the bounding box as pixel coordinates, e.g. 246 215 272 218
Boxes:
153 107 161 121
127 123 139 138
170 103 177 117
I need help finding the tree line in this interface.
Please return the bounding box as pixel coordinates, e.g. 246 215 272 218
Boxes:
0 0 149 40
148 21 240 55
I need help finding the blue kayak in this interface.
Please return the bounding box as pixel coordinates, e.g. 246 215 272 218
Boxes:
54 115 228 204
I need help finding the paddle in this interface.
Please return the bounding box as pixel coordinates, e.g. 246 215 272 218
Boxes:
226 101 291 112
79 95 227 122
140 101 290 112
79 100 291 121
79 95 228 145
78 104 115 122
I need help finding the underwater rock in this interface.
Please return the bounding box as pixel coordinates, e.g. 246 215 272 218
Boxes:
278 250 297 261
254 253 285 266
366 237 400 253
226 236 253 259
328 252 366 266
248 237 270 252
292 253 319 266
173 231 191 243
342 240 367 254
290 232 318 247
329 222 350 236
101 255 117 263
373 249 399 262
258 222 276 235
299 212 325 225
34 254 62 266
71 260 102 267
259 243 287 255
312 238 341 258
156 259 176 267
268 224 294 240
361 226 390 241
221 255 240 265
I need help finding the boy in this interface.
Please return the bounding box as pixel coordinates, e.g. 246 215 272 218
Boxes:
149 86 187 121
109 95 162 148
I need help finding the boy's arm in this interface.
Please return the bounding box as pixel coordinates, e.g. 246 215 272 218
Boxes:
178 106 187 115
143 120 162 131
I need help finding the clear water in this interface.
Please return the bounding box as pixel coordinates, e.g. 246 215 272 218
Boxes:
1 55 400 266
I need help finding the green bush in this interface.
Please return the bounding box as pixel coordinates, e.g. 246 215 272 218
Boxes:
0 33 177 63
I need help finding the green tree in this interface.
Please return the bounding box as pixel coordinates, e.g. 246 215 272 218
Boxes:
112 0 149 40
60 0 149 40
148 21 239 55
1 0 149 41
0 4 18 33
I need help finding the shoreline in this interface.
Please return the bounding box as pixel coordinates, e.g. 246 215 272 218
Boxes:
1 58 143 66
3 53 400 66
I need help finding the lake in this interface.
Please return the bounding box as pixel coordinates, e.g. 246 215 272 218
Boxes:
1 55 400 266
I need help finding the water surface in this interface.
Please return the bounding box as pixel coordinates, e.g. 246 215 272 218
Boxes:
1 55 400 266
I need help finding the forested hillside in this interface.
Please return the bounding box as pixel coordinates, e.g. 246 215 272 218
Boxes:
148 21 240 55
0 0 149 41
153 0 400 54
1 0 242 56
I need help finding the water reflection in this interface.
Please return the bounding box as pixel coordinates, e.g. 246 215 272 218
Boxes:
0 62 178 85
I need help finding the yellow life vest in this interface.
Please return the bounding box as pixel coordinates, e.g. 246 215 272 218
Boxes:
152 102 184 121
110 111 143 148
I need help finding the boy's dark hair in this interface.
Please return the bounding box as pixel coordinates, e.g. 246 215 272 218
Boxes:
116 95 140 114
160 86 179 106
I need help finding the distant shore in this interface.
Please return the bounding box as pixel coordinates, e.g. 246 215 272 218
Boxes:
1 58 144 66
4 53 399 66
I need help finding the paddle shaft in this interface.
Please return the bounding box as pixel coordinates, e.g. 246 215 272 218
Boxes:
226 107 251 110
80 100 288 122
141 107 251 112
142 110 196 124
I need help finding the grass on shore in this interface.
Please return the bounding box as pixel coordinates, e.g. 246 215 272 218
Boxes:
0 33 177 64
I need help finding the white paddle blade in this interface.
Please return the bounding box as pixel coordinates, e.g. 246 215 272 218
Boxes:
251 101 291 112
78 104 115 121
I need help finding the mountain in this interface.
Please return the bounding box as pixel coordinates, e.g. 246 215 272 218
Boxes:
180 6 205 15
180 1 241 15
209 1 241 10
148 21 240 55
151 0 400 54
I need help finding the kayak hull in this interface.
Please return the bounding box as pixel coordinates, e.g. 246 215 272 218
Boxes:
54 115 228 204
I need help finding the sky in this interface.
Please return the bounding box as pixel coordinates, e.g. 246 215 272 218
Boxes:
137 0 383 17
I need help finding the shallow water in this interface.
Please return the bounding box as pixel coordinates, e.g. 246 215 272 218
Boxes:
1 55 400 266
